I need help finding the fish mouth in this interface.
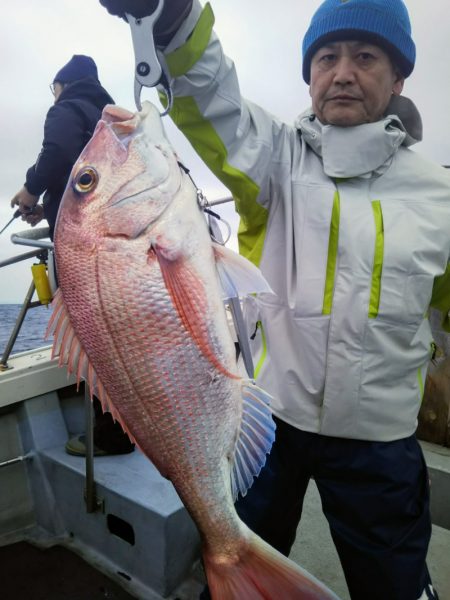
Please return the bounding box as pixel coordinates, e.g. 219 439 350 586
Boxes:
102 105 141 139
95 105 144 157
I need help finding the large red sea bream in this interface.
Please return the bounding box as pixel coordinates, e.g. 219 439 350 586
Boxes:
48 101 338 600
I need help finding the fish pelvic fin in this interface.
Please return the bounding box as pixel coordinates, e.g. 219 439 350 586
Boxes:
203 531 340 600
213 243 273 299
230 381 276 501
46 290 137 445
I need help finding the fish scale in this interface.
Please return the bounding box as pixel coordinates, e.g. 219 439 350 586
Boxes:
68 248 236 488
48 101 340 599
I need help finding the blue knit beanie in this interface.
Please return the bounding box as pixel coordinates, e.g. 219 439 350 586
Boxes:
53 55 99 84
302 0 415 83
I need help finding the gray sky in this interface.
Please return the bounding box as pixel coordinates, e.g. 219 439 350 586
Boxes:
1 0 449 303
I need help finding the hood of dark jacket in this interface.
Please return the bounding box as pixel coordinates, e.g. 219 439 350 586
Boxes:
56 76 114 109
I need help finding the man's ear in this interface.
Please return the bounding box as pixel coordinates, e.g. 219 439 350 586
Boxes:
392 71 405 96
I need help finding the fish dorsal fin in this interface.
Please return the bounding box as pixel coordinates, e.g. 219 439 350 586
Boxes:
213 243 273 300
46 290 136 444
230 381 276 501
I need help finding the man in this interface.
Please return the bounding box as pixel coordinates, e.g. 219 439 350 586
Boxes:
10 55 134 457
99 1 450 598
10 54 114 239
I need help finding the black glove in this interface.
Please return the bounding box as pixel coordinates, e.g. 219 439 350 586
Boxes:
99 0 159 19
99 0 193 46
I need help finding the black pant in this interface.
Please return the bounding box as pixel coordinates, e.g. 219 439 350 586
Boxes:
201 417 437 600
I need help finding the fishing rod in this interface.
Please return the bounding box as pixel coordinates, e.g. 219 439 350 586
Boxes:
0 207 35 236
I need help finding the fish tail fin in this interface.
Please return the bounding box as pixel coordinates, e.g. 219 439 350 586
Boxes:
203 533 338 600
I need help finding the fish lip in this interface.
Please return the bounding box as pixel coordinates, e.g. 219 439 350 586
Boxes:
109 128 136 150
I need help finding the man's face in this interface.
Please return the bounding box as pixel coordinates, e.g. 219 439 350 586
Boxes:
53 82 65 103
309 40 405 127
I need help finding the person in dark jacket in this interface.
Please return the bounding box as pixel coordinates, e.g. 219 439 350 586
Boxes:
10 55 114 240
10 55 134 457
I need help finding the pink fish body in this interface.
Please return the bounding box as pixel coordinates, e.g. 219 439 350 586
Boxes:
49 102 339 600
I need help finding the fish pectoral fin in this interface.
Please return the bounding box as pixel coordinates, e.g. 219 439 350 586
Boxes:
213 243 273 299
46 290 136 444
152 246 238 379
230 381 276 501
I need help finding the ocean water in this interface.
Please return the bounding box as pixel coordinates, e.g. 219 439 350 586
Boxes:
0 303 53 355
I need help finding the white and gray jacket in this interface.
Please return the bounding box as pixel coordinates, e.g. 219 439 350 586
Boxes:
162 1 450 441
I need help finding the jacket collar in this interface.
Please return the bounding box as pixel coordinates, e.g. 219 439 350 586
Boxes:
296 95 423 179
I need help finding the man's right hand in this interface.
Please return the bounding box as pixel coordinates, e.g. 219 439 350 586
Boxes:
22 204 44 227
10 186 39 215
99 0 193 46
99 0 163 19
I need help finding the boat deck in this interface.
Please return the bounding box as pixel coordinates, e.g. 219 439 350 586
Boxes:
1 476 449 600
0 541 136 600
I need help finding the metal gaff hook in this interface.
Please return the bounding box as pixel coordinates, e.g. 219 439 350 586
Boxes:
126 0 173 115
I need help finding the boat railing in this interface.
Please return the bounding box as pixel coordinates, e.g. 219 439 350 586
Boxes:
0 227 55 370
10 226 53 250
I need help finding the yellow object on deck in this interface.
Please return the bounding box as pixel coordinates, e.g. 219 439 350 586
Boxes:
31 263 52 305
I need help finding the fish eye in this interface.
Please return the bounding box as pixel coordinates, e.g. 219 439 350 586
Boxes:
73 167 98 194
